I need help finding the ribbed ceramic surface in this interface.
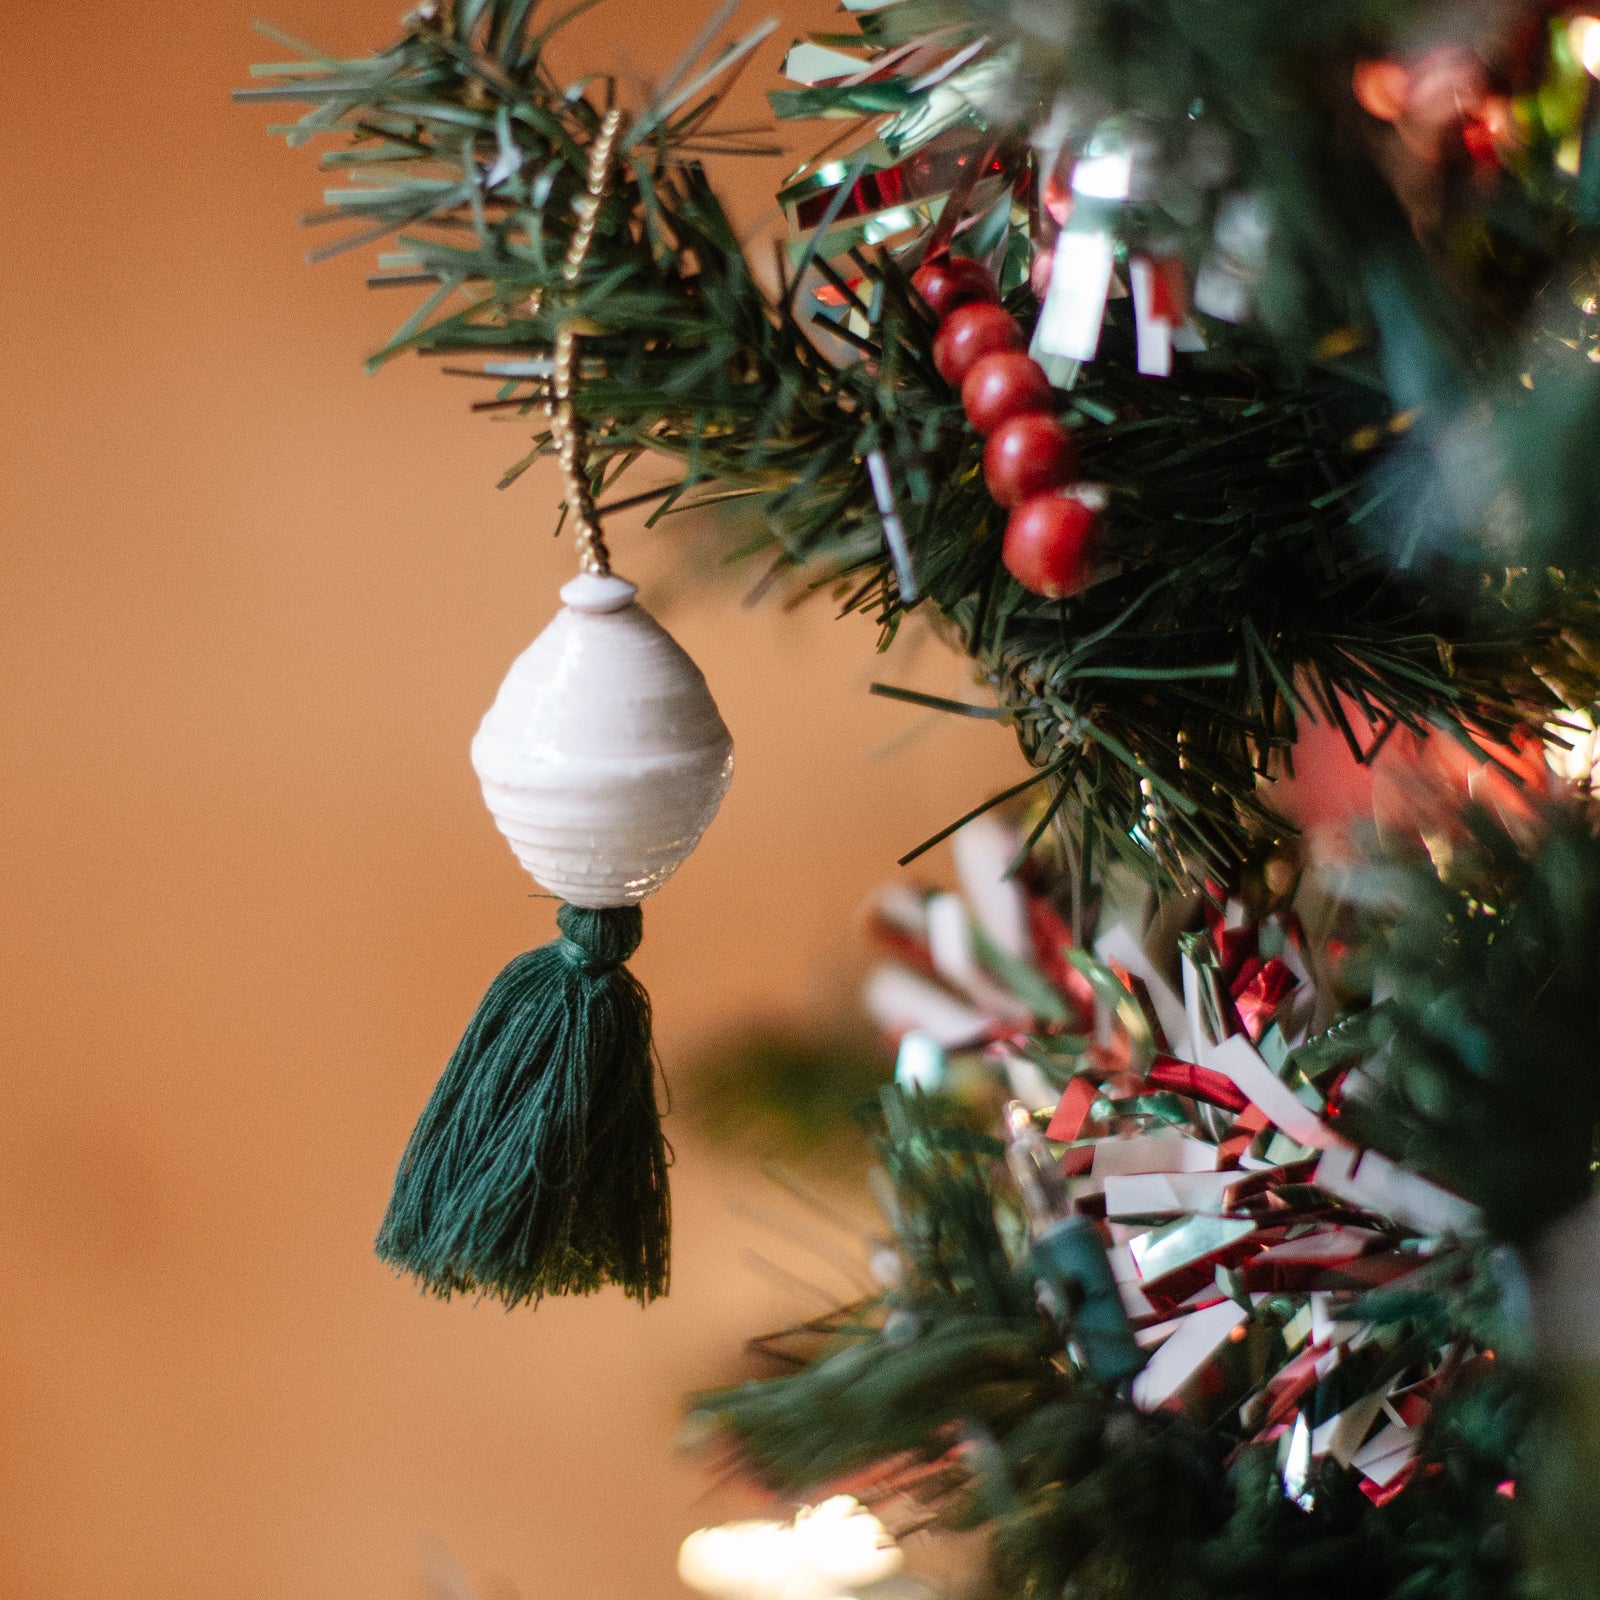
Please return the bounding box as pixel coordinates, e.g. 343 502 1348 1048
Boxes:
471 591 734 908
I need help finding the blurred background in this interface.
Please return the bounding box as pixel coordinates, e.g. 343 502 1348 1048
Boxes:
0 1 1028 1597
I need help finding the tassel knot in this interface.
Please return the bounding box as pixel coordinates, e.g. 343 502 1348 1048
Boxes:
556 902 643 971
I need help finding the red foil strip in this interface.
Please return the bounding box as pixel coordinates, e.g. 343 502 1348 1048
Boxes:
864 908 937 977
1217 1102 1271 1165
1026 898 1097 1029
1215 924 1258 984
1231 955 1296 1041
1360 1458 1430 1507
1251 1342 1336 1431
1220 1158 1320 1208
1047 1076 1100 1142
1146 1053 1252 1112
788 141 1010 230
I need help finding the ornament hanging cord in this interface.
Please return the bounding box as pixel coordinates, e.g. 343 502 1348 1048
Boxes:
548 105 623 579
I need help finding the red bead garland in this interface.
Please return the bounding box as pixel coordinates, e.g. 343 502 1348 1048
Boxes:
915 257 1099 598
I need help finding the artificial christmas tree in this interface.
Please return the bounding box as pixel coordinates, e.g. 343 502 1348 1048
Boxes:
240 0 1600 1592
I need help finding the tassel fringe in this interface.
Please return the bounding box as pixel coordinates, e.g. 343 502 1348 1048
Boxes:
376 904 670 1305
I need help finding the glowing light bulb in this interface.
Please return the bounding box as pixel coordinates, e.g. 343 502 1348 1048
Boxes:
791 1499 904 1593
1351 59 1410 122
678 1497 903 1600
1547 708 1600 786
1570 15 1600 78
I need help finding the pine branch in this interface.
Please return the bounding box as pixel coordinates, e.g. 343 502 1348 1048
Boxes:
1340 804 1600 1244
240 0 1600 891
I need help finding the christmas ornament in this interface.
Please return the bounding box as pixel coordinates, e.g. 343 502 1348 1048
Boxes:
375 110 733 1306
472 571 733 906
1001 490 1099 598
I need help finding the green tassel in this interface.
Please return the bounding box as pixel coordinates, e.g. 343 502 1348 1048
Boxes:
375 903 670 1305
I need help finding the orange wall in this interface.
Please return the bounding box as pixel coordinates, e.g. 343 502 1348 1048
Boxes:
0 4 1020 1597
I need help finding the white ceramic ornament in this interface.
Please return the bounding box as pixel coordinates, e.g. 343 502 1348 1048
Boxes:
472 572 733 908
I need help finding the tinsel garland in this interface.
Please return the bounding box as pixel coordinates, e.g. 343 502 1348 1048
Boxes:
688 810 1600 1599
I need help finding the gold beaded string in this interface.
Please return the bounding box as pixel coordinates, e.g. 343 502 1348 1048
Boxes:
548 106 625 577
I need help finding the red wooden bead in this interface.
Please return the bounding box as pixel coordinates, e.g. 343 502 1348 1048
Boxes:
1002 491 1100 598
961 352 1055 435
932 302 1023 386
983 413 1078 507
910 257 999 319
